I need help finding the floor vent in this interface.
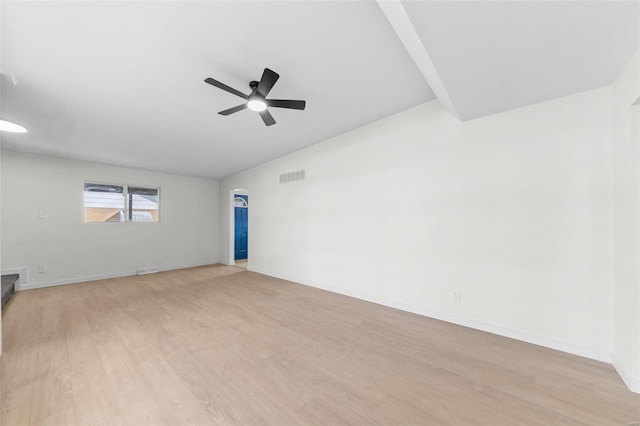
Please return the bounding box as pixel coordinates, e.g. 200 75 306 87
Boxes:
279 169 305 184
137 267 159 275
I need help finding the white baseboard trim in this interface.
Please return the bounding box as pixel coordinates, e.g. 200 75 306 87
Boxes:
249 266 613 364
15 261 221 291
18 270 136 291
612 354 640 394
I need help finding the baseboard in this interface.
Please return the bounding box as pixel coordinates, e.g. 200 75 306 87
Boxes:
18 270 137 291
248 266 612 365
15 260 221 291
612 354 640 394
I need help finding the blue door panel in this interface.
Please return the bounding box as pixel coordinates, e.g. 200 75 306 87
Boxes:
234 195 248 260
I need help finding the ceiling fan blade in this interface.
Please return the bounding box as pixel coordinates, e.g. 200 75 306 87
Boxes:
266 99 306 110
259 109 276 126
204 78 248 99
256 68 279 98
218 104 247 116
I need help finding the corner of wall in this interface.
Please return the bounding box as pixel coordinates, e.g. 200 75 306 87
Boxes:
612 353 640 394
612 47 640 393
0 144 3 357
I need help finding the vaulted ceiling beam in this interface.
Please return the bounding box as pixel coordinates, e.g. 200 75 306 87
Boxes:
377 0 460 121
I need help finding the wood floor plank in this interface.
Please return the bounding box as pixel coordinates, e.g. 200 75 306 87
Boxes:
1 290 44 416
28 300 75 424
1 265 638 425
96 339 167 425
41 408 76 426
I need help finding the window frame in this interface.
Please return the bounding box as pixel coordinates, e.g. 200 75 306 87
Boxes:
82 180 161 224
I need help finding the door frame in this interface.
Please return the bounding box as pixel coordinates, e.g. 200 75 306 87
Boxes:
228 187 249 266
233 194 248 261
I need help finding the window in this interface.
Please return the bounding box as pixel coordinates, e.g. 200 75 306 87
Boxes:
84 183 159 223
234 197 248 208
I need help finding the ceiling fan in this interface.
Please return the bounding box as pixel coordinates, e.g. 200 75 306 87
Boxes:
204 68 306 127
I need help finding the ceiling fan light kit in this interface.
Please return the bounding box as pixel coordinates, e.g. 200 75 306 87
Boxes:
247 97 267 112
205 68 306 126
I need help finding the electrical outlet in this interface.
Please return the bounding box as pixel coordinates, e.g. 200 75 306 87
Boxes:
38 265 48 273
453 291 461 302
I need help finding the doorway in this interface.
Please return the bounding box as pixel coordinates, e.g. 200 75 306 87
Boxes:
233 193 248 267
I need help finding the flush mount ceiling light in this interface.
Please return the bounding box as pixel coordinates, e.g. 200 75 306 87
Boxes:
0 119 27 133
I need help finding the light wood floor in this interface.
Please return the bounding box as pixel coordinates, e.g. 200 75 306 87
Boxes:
233 259 248 270
1 265 638 425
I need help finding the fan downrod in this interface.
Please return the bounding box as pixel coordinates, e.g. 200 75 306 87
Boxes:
249 81 259 90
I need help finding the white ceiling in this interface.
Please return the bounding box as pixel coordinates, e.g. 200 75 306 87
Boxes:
403 0 639 121
0 1 433 179
1 1 638 179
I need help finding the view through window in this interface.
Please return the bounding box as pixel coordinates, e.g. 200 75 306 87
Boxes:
84 183 159 222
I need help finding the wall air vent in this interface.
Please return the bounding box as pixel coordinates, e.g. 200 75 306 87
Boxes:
279 169 305 184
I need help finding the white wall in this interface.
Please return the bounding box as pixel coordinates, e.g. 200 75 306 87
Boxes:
220 86 615 364
612 50 640 392
2 151 219 288
0 146 3 356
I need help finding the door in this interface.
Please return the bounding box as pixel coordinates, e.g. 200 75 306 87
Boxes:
234 195 248 260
